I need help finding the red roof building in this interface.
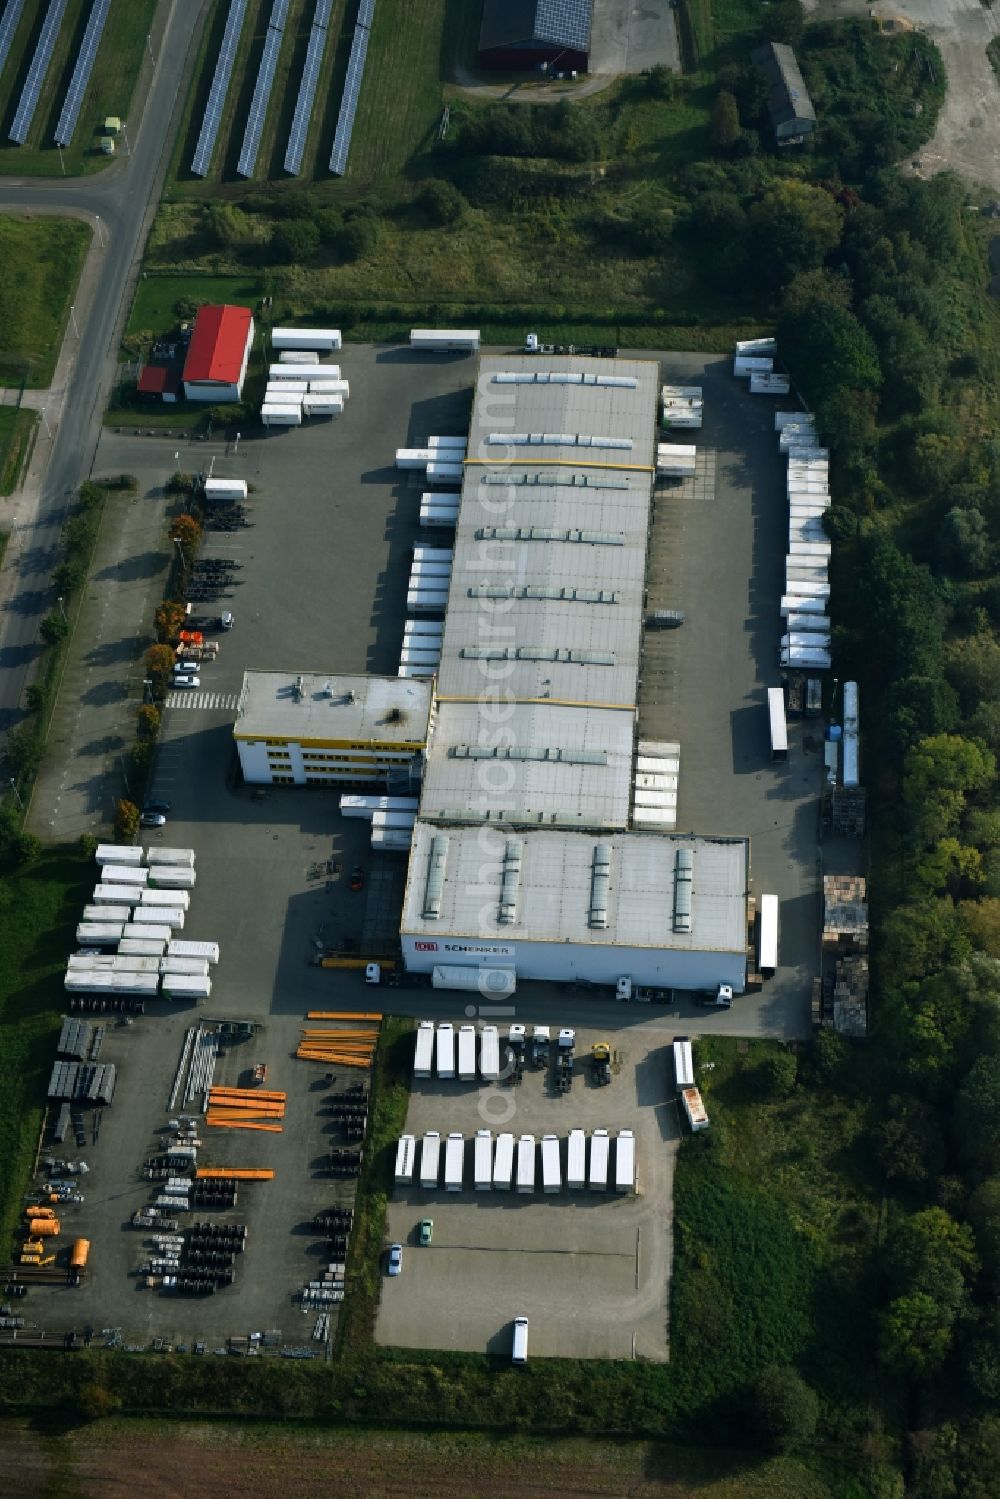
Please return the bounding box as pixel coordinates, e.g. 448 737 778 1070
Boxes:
182 304 254 402
137 365 181 401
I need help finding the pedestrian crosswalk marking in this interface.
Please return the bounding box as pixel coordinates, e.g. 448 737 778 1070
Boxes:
164 691 238 711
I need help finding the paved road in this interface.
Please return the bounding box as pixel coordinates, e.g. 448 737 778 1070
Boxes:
0 0 211 740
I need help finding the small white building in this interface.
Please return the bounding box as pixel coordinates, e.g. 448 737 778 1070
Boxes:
233 670 432 786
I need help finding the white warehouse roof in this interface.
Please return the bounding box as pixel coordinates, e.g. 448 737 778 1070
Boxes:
234 670 432 745
400 821 749 956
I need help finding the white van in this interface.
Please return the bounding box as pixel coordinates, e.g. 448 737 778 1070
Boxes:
512 1315 529 1365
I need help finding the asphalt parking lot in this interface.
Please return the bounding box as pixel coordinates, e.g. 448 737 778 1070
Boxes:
23 339 822 1349
376 1024 677 1362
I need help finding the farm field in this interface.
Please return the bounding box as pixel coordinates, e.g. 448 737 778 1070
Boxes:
0 215 90 387
0 0 157 177
0 1417 852 1499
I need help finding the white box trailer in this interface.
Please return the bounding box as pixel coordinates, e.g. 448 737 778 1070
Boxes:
673 1038 695 1089
399 649 441 668
432 965 516 998
161 973 211 1000
474 1129 492 1190
272 327 341 352
302 396 345 418
308 377 349 395
140 888 191 910
82 903 132 923
516 1134 536 1194
768 686 788 761
427 435 467 449
396 448 433 469
146 848 195 867
682 1085 709 1131
736 337 776 358
148 869 196 890
142 907 185 929
111 955 161 973
410 329 480 352
340 794 419 818
158 956 210 976
785 579 830 599
119 937 166 957
789 540 832 558
394 1134 416 1184
782 633 832 650
750 372 790 395
444 1132 464 1190
278 349 320 363
541 1134 561 1194
65 971 158 995
406 592 449 614
370 826 413 850
457 1024 477 1081
426 461 464 484
370 811 417 833
615 1130 635 1194
124 923 173 944
779 423 817 450
102 865 149 885
589 1129 610 1191
265 381 309 396
413 1020 435 1078
785 444 828 462
786 613 829 634
781 595 827 616
204 478 248 502
734 356 773 377
493 1131 514 1189
759 892 779 975
781 647 832 669
95 843 142 866
76 922 124 945
420 1130 441 1188
402 618 444 636
436 1022 456 1079
261 405 303 427
420 506 459 529
480 1024 500 1081
167 940 219 964
567 1129 586 1189
92 884 134 903
775 408 813 430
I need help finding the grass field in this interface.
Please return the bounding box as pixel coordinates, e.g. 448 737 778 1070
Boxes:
0 406 37 495
0 849 91 1253
0 1417 861 1499
0 216 90 388
0 0 156 177
125 272 264 341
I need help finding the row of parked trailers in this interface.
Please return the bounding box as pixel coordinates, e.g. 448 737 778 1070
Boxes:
340 792 419 852
395 1128 635 1193
414 1020 511 1081
733 337 790 397
772 407 833 670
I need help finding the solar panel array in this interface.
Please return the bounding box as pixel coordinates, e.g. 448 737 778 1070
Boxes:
283 0 333 176
236 0 290 178
0 0 28 89
53 0 110 147
9 0 68 145
329 0 376 177
191 0 249 177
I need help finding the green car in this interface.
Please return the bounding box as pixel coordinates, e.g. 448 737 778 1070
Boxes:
419 1218 433 1246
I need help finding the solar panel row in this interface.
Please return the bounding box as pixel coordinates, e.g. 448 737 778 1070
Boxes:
0 0 27 89
53 0 111 147
329 0 376 177
9 0 68 145
283 0 334 176
236 0 290 179
191 0 249 178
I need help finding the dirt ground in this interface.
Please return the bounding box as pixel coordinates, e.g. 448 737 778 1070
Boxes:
1 1417 837 1499
805 0 1000 192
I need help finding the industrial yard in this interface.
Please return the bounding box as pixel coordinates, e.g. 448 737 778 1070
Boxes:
6 335 835 1355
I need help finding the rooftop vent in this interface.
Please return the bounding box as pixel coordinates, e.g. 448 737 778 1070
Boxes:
673 848 693 934
589 843 611 929
422 835 449 920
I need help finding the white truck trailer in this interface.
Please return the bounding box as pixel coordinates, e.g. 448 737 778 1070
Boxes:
204 478 248 502
148 868 196 890
271 326 341 352
82 904 131 924
516 1134 536 1194
119 938 166 957
158 957 209 976
261 404 302 427
436 1021 456 1079
419 1130 441 1188
394 1134 416 1184
474 1129 493 1190
541 1134 561 1194
615 1130 636 1193
146 847 195 867
493 1131 514 1190
682 1086 709 1131
101 865 148 885
432 966 516 998
588 1129 610 1191
95 843 142 866
160 974 211 1000
567 1129 586 1189
413 1020 435 1078
457 1024 477 1081
122 923 172 943
76 922 124 946
167 940 219 964
444 1132 464 1190
480 1025 501 1081
409 328 480 352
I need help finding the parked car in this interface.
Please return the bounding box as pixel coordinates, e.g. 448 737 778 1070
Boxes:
173 674 200 689
143 799 172 814
139 812 167 828
174 659 200 673
349 865 365 891
387 1243 403 1276
418 1218 433 1246
220 612 234 630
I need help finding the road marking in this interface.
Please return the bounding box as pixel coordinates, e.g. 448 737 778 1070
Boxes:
164 691 238 710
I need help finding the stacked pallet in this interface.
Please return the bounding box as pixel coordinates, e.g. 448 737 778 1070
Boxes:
822 874 869 1035
822 875 868 950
